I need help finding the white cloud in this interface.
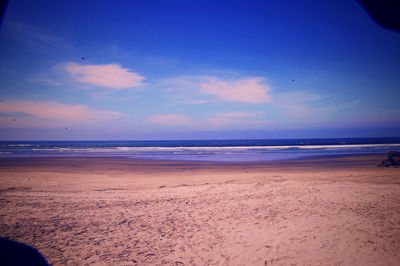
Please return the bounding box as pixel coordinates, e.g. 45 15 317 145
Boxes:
65 62 145 89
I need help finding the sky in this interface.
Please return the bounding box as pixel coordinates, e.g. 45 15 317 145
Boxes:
0 0 399 140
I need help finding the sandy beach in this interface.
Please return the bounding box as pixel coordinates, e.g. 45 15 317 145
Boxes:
1 154 400 265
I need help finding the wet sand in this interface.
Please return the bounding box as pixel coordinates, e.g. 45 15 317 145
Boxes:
0 154 400 265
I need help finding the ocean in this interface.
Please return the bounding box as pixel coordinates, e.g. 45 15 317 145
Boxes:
1 138 400 162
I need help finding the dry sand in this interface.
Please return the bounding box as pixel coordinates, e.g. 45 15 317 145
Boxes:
0 154 400 265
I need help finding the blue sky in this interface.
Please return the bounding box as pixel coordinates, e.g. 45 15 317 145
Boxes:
0 0 399 140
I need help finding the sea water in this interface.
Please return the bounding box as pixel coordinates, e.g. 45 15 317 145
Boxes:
0 138 400 162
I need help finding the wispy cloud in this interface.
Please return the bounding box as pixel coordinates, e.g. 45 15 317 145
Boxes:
318 99 359 113
0 100 122 127
30 75 63 86
216 111 260 118
182 99 208 104
203 111 270 127
6 21 67 50
149 111 269 129
272 91 324 116
65 62 145 89
145 56 181 68
150 114 192 126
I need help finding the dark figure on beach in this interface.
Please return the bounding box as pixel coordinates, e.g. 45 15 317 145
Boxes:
0 238 49 266
378 151 400 167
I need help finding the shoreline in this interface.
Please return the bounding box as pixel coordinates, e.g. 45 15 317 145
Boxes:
0 151 389 165
1 138 399 164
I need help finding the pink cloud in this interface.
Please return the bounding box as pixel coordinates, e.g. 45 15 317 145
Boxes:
0 100 122 127
65 62 145 89
150 114 192 126
200 77 271 103
160 75 271 104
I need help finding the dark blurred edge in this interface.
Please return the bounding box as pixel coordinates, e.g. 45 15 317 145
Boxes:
359 0 400 32
0 237 50 266
0 0 399 32
0 0 8 27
